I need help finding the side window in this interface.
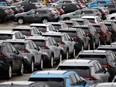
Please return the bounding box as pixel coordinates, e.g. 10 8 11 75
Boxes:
15 33 21 39
69 74 78 86
6 44 13 53
28 41 34 49
111 17 115 20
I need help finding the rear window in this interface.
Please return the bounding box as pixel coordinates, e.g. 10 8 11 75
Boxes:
13 29 31 35
0 34 12 40
52 24 61 30
35 26 47 32
58 66 90 77
29 78 64 87
10 43 25 50
85 18 95 23
32 40 46 47
59 31 77 37
93 25 101 30
105 24 112 29
78 55 107 65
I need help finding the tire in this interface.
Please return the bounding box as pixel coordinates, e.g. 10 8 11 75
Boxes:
28 60 34 73
17 18 24 24
66 51 69 59
48 55 54 68
87 43 90 50
6 64 12 79
71 48 76 58
38 59 43 70
42 18 48 23
17 62 24 76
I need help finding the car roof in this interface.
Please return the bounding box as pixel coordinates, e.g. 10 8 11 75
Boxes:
98 45 116 49
82 16 99 18
0 30 19 34
43 32 65 36
26 36 48 40
30 70 75 78
0 81 34 85
59 28 79 31
5 39 31 43
79 50 109 55
73 25 88 27
46 22 62 25
94 83 116 87
30 23 50 27
59 59 97 66
13 26 34 30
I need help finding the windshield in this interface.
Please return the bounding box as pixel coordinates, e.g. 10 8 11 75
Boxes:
10 43 25 50
58 66 90 77
78 55 107 65
59 31 77 37
33 40 46 47
29 78 64 87
52 24 61 30
13 29 31 36
34 26 47 32
0 34 12 40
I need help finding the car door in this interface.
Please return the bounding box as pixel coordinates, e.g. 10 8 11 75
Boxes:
48 38 60 59
63 34 74 53
25 9 36 22
73 10 82 18
6 43 21 69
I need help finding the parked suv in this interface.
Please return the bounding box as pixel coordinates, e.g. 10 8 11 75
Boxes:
77 50 116 81
15 8 60 24
29 70 90 87
30 23 57 33
73 25 100 49
0 30 25 40
12 26 42 37
26 36 62 67
59 28 90 50
57 59 110 85
42 32 76 58
0 41 24 79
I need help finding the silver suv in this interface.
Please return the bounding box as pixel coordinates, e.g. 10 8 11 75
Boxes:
57 59 110 85
26 36 62 68
43 32 76 58
12 26 42 37
77 50 116 82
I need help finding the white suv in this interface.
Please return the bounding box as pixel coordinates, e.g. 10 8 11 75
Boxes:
57 59 110 85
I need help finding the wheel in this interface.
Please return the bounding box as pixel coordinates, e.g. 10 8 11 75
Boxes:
87 43 90 50
42 18 48 23
28 60 34 73
71 48 76 58
48 55 54 68
17 18 24 24
6 64 12 79
38 59 43 70
17 62 24 76
56 53 62 64
66 51 69 59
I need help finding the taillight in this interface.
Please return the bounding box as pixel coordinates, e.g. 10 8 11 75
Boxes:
40 46 49 49
20 49 29 53
58 41 65 44
96 14 100 16
50 13 55 17
83 76 97 80
101 64 112 67
86 32 92 36
0 52 6 57
72 36 80 39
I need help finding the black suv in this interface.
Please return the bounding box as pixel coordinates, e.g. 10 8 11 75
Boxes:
0 41 24 79
15 8 60 24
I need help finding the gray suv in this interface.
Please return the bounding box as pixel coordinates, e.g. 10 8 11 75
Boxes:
77 50 116 82
15 8 60 24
